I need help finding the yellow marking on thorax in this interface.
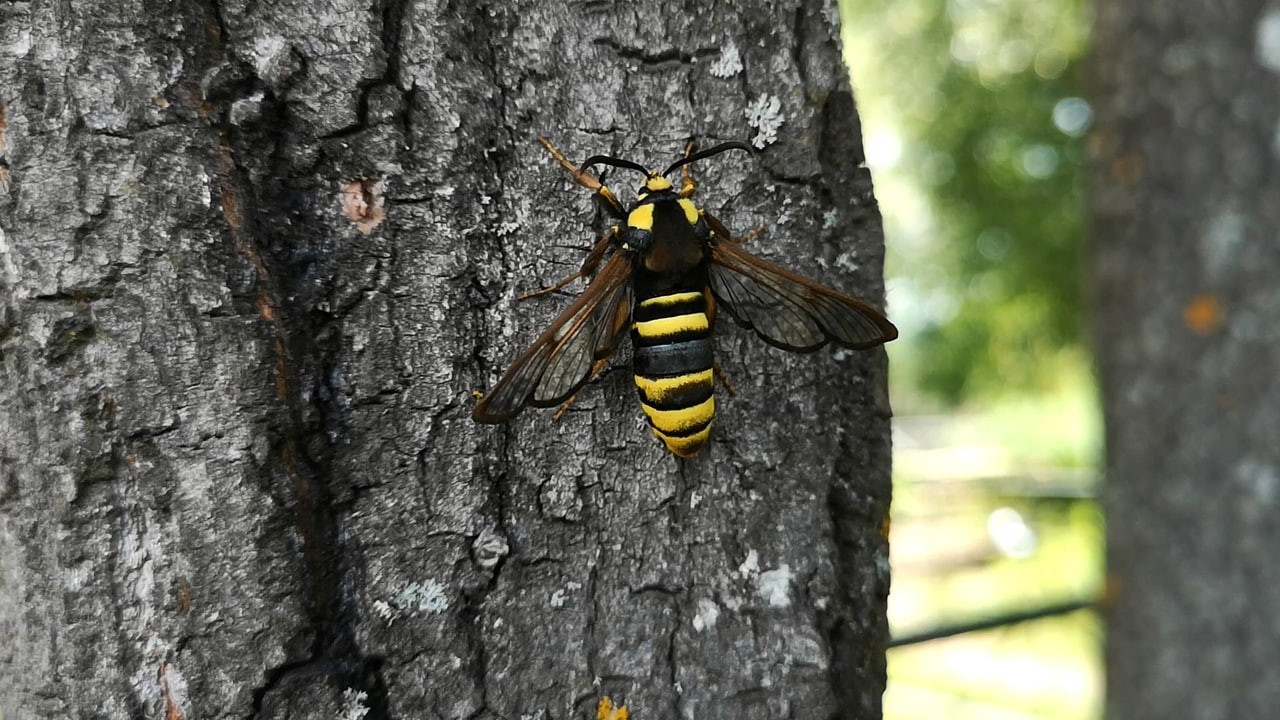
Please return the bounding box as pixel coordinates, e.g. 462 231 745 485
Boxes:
677 198 700 226
627 203 654 231
639 291 704 309
634 368 714 401
645 176 673 192
633 313 709 339
652 424 713 457
643 396 715 434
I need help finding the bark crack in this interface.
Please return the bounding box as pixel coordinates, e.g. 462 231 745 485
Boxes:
197 16 389 712
592 38 721 70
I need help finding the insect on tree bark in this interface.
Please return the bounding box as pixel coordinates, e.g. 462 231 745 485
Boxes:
0 1 894 718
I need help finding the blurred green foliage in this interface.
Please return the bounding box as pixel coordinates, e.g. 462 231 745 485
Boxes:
838 4 1103 719
840 0 1092 405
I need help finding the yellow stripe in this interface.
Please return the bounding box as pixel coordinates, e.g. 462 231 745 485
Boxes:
645 176 673 192
678 198 700 226
627 203 654 231
634 369 713 402
639 291 704 309
642 396 715 434
652 424 713 457
633 313 708 339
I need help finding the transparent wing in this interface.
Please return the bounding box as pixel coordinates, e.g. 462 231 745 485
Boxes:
473 253 632 422
708 240 897 352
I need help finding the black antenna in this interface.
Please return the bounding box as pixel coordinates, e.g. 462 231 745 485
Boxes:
579 155 651 177
662 141 754 177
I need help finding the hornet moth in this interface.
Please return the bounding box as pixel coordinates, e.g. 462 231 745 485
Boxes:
472 138 897 457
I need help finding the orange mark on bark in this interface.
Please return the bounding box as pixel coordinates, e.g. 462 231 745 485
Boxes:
1183 294 1224 335
158 663 186 720
175 578 193 615
219 185 243 231
1110 152 1143 185
341 179 385 234
217 139 283 331
255 296 275 322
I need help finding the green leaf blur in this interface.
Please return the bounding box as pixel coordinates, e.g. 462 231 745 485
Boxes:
841 0 1091 405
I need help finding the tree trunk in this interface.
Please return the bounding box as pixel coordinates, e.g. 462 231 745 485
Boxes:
1091 1 1280 717
0 1 892 718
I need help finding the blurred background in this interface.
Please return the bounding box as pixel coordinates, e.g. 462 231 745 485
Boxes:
838 1 1104 717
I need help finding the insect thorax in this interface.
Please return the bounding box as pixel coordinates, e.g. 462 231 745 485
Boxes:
621 195 708 274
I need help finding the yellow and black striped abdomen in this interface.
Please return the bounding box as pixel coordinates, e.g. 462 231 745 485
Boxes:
631 290 715 457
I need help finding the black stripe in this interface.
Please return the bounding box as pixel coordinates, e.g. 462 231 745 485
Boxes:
635 375 714 411
632 295 706 322
647 413 712 438
633 338 713 377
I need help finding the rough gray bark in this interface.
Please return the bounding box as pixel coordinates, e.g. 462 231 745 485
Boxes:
1091 2 1280 718
0 1 892 718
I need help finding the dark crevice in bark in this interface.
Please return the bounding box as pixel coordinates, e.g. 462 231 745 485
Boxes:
791 0 810 91
584 561 602 682
319 0 411 142
380 0 411 89
196 22 390 714
592 38 721 69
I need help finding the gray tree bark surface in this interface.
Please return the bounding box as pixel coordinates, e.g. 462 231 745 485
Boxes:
1091 1 1280 717
0 1 892 718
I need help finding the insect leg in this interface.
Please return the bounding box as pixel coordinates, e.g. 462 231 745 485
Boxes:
517 229 617 302
552 356 613 421
713 363 738 397
538 137 626 218
679 140 698 198
705 212 765 244
701 289 735 396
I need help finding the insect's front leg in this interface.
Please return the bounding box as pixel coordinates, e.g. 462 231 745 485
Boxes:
538 137 626 218
517 227 618 301
679 140 698 198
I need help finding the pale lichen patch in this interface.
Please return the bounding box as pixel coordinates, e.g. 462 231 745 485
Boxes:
692 597 720 632
377 579 450 623
757 564 794 608
745 94 784 148
340 688 370 720
710 42 743 78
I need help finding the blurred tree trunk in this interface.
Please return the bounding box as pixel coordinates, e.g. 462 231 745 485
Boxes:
1091 2 1280 717
0 0 892 718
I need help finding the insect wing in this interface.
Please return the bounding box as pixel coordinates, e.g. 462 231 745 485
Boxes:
473 254 632 422
708 240 898 351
